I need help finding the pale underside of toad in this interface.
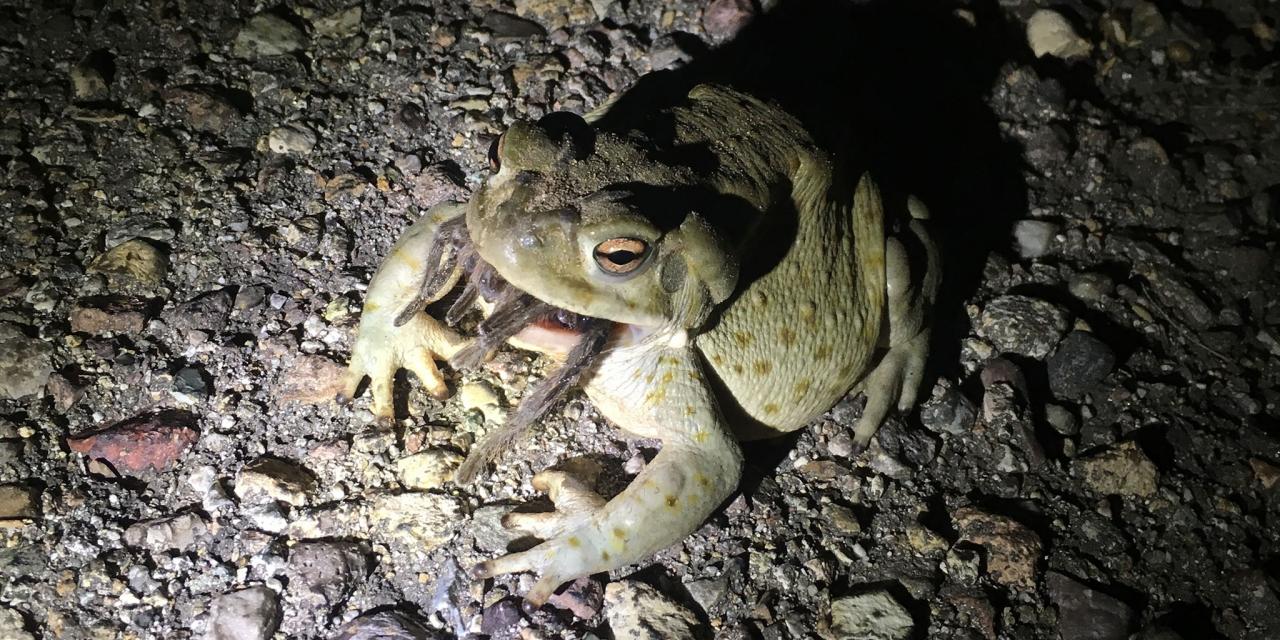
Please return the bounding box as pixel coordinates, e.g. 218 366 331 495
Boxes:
340 82 940 604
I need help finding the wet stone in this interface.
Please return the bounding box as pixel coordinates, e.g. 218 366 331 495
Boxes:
312 6 363 39
977 295 1071 359
829 590 915 640
1078 441 1158 497
1068 272 1115 304
482 11 547 39
70 296 151 334
0 606 34 640
173 366 210 398
548 575 605 619
124 512 208 553
331 610 434 640
1143 269 1214 329
1026 9 1092 59
952 507 1042 589
164 87 242 134
471 504 524 553
233 13 307 58
235 458 316 506
87 238 167 291
702 0 756 41
277 355 347 404
283 542 368 633
370 492 466 550
480 597 522 636
266 123 317 155
919 379 978 435
0 323 52 400
1013 219 1059 259
1047 331 1117 399
395 449 463 490
168 288 234 333
206 585 281 640
66 410 199 475
605 580 700 640
1045 572 1132 640
0 484 39 522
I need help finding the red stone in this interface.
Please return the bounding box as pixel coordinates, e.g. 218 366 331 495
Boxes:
67 410 199 475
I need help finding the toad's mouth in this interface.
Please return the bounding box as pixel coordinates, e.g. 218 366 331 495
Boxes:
392 216 626 482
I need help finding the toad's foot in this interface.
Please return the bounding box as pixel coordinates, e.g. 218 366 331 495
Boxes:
851 198 940 449
473 341 742 606
850 327 930 449
340 311 468 419
500 462 607 540
339 202 470 419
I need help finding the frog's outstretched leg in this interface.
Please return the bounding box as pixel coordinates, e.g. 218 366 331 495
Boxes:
340 202 471 419
473 339 742 606
851 195 941 447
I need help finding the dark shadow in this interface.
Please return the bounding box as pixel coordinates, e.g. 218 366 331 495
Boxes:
595 0 1027 477
598 0 1027 378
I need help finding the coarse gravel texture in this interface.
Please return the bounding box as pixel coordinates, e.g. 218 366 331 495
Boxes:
0 0 1277 639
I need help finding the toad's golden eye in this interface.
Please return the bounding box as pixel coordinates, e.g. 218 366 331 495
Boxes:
593 238 649 275
487 133 503 171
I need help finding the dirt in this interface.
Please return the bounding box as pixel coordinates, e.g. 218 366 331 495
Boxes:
0 0 1277 639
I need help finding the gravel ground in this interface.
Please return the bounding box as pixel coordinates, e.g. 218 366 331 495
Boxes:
1 0 1277 638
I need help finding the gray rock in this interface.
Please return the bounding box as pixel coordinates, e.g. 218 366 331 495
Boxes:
548 575 604 619
169 289 234 333
205 586 281 640
1045 572 1132 640
1077 441 1158 497
236 457 316 506
1012 219 1058 258
0 323 52 399
482 12 546 39
1067 272 1115 304
685 575 731 614
1047 331 1116 399
977 295 1070 359
1045 403 1079 436
604 580 700 639
829 590 915 640
266 124 317 155
233 13 306 58
480 598 522 636
1026 9 1092 59
702 0 756 41
471 504 523 553
1143 269 1214 329
284 542 369 633
0 606 35 640
331 611 434 639
124 512 209 553
312 6 362 39
173 366 210 398
919 379 977 435
0 484 39 521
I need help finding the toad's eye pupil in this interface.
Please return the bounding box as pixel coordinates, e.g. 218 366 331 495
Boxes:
593 238 649 275
487 134 502 171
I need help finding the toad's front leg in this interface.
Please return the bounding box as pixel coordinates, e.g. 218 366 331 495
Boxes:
340 202 470 418
473 338 742 605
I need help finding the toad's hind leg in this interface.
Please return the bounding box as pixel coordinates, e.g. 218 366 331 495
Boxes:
851 195 941 448
473 340 742 605
340 202 470 419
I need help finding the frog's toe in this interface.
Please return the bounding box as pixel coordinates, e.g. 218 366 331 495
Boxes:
502 466 607 538
404 345 450 400
895 333 929 412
